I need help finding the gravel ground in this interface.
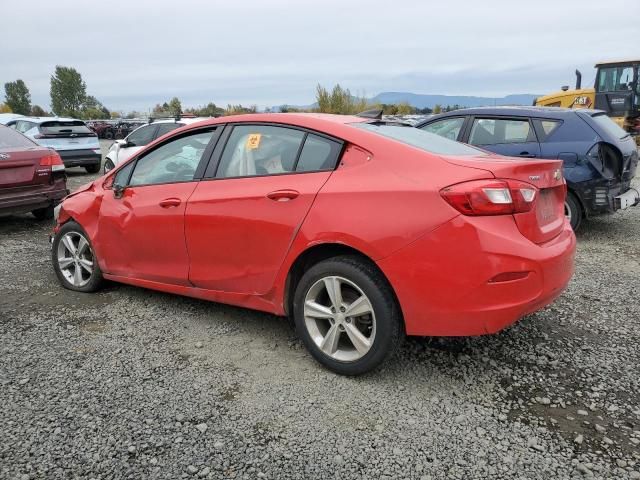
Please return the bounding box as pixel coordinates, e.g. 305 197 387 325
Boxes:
0 140 639 479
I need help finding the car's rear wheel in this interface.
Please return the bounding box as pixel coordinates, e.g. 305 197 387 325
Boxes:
103 158 115 174
293 255 403 375
85 164 101 174
32 205 54 220
104 129 114 140
52 221 103 292
565 192 582 231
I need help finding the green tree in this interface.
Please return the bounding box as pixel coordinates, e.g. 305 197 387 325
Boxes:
395 102 415 115
30 105 48 116
81 95 110 119
185 102 225 117
50 66 87 117
167 97 182 116
433 104 442 114
315 83 369 114
4 79 31 115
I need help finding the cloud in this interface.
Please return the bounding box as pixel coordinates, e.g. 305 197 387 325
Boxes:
1 0 638 111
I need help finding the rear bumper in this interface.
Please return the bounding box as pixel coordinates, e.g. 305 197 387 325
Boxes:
57 149 101 168
377 215 576 337
0 181 68 215
575 178 640 215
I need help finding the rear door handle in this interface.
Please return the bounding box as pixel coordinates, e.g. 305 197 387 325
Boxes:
266 189 299 201
518 152 537 158
159 198 181 208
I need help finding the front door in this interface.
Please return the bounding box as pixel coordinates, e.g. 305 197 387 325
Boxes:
185 124 343 294
97 128 217 285
466 117 541 159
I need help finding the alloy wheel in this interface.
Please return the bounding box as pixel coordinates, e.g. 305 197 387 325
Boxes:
56 232 95 287
303 276 376 362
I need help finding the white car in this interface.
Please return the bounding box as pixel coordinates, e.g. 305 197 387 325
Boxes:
0 113 24 125
5 116 102 173
103 117 206 173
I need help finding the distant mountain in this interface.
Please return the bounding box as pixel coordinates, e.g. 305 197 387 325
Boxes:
370 92 539 109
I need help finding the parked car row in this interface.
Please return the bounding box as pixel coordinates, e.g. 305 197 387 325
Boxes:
86 120 146 140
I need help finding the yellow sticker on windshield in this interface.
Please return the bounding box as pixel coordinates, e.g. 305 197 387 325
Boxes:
246 133 261 150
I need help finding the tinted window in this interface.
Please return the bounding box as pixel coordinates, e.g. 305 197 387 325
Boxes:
420 117 465 141
39 121 92 135
129 130 214 186
597 66 634 92
217 125 305 178
0 126 36 149
127 125 157 147
15 120 35 133
114 161 135 186
155 122 183 138
469 118 533 145
355 123 485 156
296 134 341 172
590 113 629 139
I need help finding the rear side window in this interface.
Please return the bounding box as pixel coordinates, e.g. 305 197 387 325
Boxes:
355 123 485 156
420 117 465 141
127 125 157 146
39 121 92 135
590 113 629 139
0 126 36 149
155 123 183 138
533 119 562 141
296 134 342 172
469 118 534 145
15 120 36 133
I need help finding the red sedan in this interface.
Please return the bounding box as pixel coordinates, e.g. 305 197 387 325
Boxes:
0 125 67 219
51 113 575 375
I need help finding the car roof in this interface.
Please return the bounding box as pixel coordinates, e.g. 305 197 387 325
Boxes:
186 113 366 129
12 116 86 124
419 106 603 122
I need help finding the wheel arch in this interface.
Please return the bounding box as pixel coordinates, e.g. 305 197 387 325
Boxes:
282 242 403 324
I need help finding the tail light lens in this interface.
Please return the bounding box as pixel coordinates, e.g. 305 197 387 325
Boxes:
440 179 537 216
40 152 65 172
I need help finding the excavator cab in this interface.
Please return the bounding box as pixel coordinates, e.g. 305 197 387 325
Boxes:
593 60 639 122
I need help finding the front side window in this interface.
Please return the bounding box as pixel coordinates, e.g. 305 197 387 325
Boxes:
129 130 215 186
127 125 157 147
420 117 465 141
217 125 306 178
469 118 533 145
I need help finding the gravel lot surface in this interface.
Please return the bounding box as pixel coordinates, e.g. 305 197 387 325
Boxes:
1 141 639 479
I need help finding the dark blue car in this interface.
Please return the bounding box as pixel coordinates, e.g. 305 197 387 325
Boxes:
415 107 639 229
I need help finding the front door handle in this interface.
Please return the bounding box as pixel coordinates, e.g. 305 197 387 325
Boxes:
518 152 537 158
266 189 299 201
159 198 181 208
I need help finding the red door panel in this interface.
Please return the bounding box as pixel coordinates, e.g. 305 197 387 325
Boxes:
185 172 331 294
97 182 197 285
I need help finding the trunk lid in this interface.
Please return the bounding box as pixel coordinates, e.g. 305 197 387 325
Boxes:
443 154 566 244
0 146 52 188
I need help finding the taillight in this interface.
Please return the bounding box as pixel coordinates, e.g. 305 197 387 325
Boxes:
440 179 537 216
40 152 65 172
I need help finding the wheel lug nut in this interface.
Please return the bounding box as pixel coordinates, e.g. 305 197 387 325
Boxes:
340 307 345 312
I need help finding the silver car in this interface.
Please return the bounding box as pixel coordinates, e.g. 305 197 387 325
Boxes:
6 116 102 173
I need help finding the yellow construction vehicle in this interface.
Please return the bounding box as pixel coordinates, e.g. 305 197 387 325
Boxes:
535 59 640 137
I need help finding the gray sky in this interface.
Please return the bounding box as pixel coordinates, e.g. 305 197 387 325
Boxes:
1 0 638 112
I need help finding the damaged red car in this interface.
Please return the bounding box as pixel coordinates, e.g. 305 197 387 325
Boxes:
0 125 67 219
51 113 576 375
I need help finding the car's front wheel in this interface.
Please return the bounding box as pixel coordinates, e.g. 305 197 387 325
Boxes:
52 221 103 292
293 255 403 375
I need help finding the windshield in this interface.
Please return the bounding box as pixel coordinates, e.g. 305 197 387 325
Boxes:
597 65 637 92
0 125 36 149
590 113 629 140
39 120 93 135
354 123 486 156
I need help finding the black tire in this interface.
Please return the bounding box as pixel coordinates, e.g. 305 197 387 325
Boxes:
104 129 114 140
565 192 582 231
32 205 54 220
85 163 101 174
293 255 403 375
103 158 115 174
51 221 104 293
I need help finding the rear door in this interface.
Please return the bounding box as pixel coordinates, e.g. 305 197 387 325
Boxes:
465 116 541 159
185 124 343 294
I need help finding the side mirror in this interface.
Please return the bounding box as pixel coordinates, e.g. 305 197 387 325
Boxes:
113 183 126 199
120 140 132 148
